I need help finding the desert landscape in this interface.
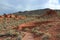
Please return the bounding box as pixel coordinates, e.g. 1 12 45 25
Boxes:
0 9 60 40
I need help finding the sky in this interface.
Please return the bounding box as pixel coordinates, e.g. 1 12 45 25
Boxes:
0 0 60 15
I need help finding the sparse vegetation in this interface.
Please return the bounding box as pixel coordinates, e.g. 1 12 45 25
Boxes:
0 9 59 40
42 35 50 40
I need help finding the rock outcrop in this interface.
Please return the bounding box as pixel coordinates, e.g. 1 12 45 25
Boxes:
41 9 57 18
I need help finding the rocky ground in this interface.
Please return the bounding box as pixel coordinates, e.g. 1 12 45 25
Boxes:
0 10 60 40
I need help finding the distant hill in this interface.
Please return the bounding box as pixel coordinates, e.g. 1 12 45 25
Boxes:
12 8 60 16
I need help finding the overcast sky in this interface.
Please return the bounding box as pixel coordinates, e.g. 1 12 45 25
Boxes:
0 0 60 15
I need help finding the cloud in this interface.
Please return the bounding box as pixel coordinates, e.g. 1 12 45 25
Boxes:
0 0 60 15
45 0 60 9
24 0 48 10
0 0 48 15
0 0 17 14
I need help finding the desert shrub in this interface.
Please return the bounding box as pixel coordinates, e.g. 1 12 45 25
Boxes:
31 27 44 36
56 33 60 40
22 28 30 31
42 35 50 40
4 37 12 40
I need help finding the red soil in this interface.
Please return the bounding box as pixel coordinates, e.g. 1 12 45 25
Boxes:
17 21 56 30
0 10 59 40
20 20 60 40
